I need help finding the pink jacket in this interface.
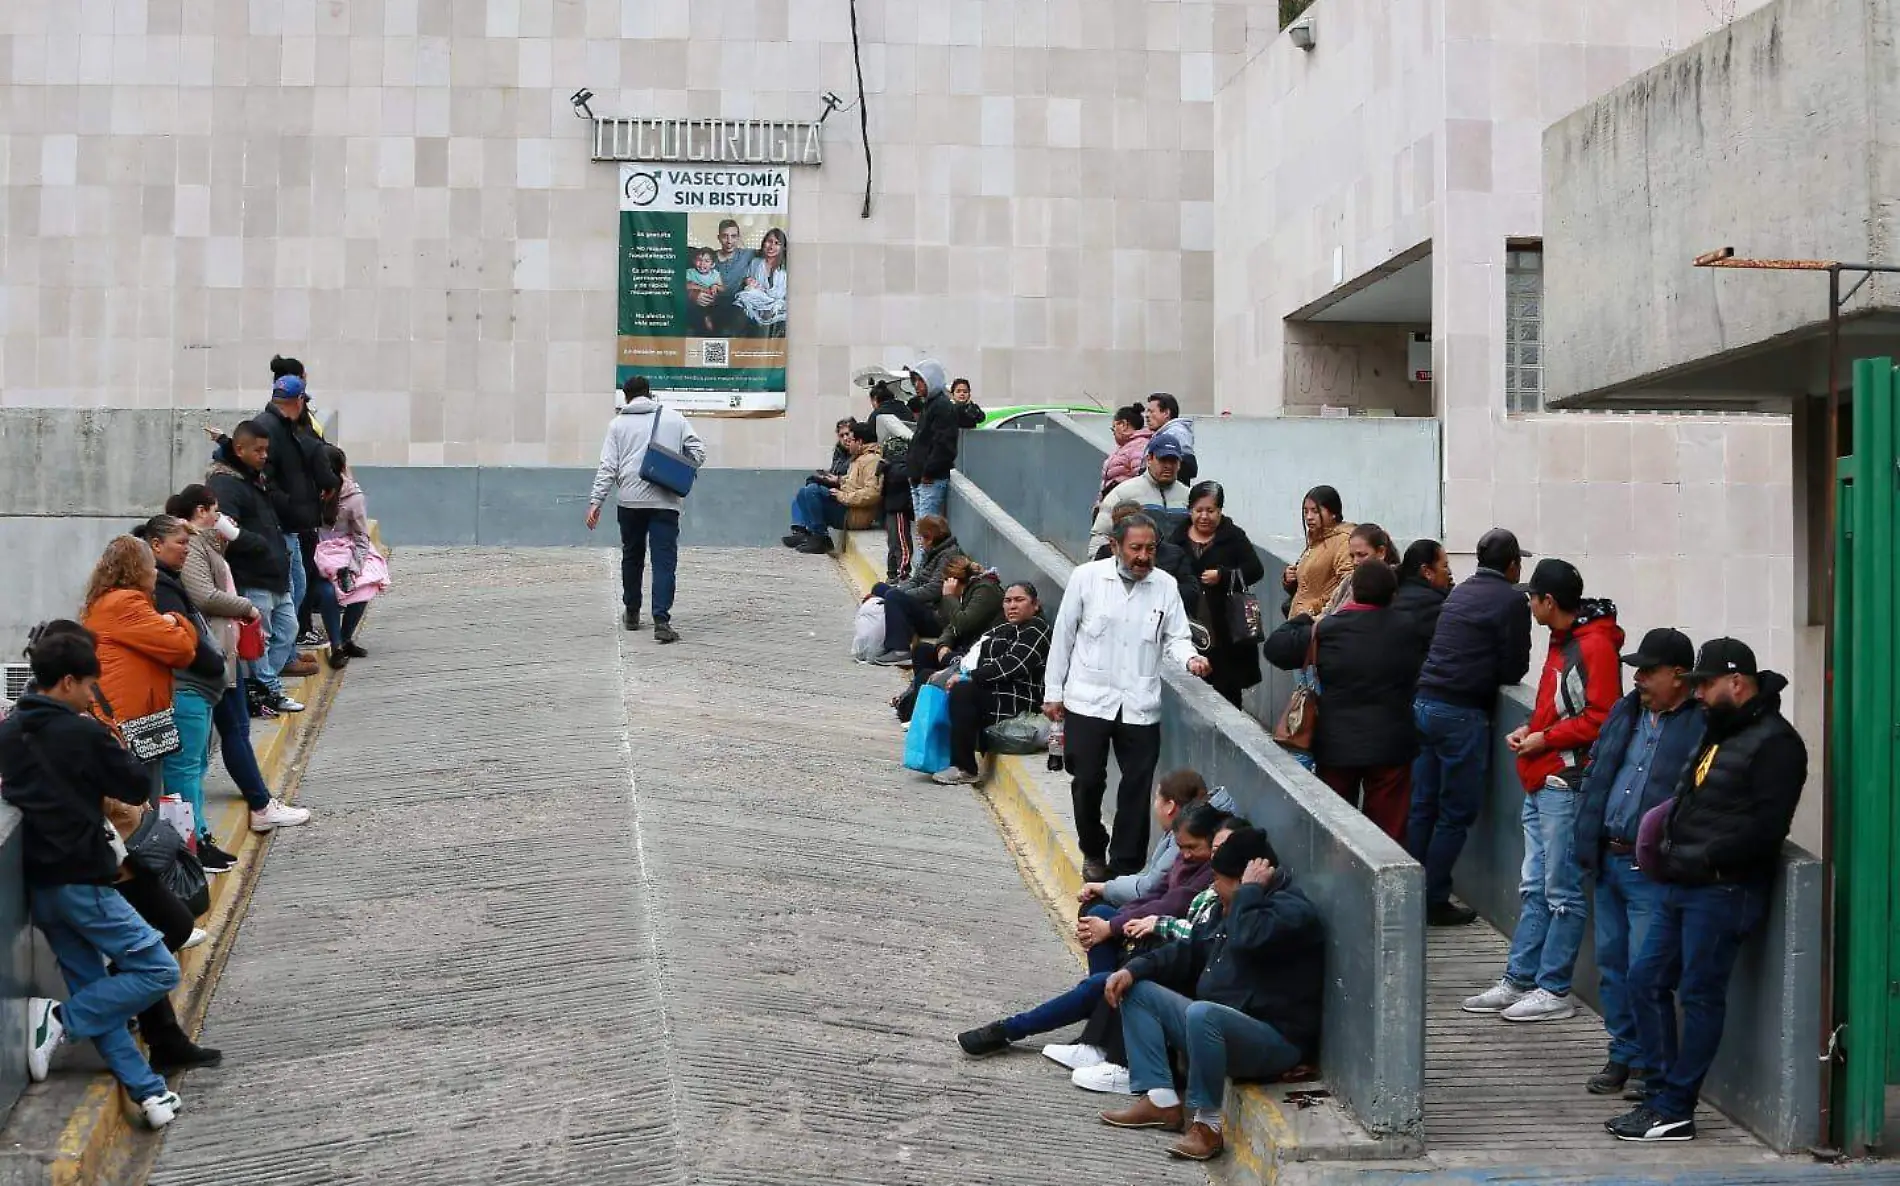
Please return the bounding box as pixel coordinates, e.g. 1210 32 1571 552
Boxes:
1100 428 1153 494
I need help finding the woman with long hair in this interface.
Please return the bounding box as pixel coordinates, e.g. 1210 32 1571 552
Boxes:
1169 481 1266 708
314 445 386 668
735 227 789 333
79 536 200 802
1281 484 1355 619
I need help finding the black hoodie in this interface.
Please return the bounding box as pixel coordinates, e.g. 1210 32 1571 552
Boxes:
206 443 291 594
1657 671 1806 886
0 695 151 887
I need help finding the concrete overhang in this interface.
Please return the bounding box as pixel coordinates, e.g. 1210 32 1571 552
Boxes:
1549 311 1900 412
1290 245 1432 324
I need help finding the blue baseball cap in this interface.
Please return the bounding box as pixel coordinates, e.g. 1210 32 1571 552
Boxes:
1147 435 1184 459
272 375 306 400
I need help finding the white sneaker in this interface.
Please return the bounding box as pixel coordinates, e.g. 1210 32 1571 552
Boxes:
182 927 209 950
250 799 312 832
930 767 980 785
1501 987 1578 1023
1070 1062 1132 1094
1461 979 1530 1014
1042 1043 1107 1072
26 998 63 1082
139 1090 183 1129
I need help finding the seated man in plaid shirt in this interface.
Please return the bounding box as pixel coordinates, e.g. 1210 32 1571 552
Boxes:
953 813 1245 1080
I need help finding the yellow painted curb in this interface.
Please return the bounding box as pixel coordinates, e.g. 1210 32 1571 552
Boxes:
46 661 344 1185
836 529 882 599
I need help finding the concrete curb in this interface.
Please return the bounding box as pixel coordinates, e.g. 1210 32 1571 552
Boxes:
45 661 344 1186
833 529 1414 1182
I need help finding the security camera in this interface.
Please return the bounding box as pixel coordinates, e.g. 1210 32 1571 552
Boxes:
1288 17 1316 50
570 88 596 119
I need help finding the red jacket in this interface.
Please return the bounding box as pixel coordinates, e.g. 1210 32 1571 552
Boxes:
1516 600 1624 792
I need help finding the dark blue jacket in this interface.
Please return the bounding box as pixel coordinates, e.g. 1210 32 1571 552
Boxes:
1414 568 1532 711
1574 691 1706 874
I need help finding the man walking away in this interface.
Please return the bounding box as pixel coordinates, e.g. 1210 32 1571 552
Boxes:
587 376 708 643
1099 828 1324 1163
1607 638 1805 1143
1407 528 1532 925
0 632 184 1129
206 422 303 714
1572 628 1703 1097
1044 513 1210 881
1462 559 1622 1022
1144 392 1198 483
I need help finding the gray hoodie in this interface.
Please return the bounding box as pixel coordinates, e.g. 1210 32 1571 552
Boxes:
1100 785 1238 907
588 396 709 512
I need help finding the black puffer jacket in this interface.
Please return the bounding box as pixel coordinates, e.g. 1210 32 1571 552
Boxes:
255 403 339 531
152 565 229 699
907 394 984 483
1124 871 1326 1062
1414 567 1532 710
205 446 290 594
1657 672 1806 886
1390 577 1447 675
1170 517 1267 690
1264 605 1420 768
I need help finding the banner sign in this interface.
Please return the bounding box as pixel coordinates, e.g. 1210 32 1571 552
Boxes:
593 118 823 167
616 164 790 415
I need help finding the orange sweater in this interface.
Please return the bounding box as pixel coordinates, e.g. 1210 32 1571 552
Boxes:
82 588 198 723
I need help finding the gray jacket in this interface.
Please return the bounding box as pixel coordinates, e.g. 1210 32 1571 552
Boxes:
1100 786 1237 906
588 397 709 513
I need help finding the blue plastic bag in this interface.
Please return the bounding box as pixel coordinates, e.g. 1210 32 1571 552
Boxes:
903 683 953 773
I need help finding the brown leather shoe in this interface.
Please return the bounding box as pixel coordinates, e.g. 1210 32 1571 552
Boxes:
1100 1098 1184 1132
282 657 319 677
1168 1122 1225 1161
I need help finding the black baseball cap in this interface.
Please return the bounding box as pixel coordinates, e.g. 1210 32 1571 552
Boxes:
1622 627 1695 671
1475 528 1525 571
1686 637 1758 681
1520 556 1584 604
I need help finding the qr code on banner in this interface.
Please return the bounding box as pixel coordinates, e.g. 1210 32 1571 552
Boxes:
698 339 730 368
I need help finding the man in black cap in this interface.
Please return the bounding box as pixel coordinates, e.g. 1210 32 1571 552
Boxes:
1606 637 1805 1144
1097 827 1324 1163
1571 627 1705 1096
1406 528 1533 926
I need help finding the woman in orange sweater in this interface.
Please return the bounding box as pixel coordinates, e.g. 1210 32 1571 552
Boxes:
79 537 199 799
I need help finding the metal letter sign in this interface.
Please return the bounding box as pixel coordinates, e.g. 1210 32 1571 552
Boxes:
592 118 824 168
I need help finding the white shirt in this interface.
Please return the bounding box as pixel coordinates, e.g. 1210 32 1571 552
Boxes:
1045 557 1198 726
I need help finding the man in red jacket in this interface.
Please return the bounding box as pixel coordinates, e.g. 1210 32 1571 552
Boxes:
1461 559 1624 1024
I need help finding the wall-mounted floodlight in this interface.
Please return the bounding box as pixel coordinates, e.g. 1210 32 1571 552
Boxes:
1288 17 1316 50
570 88 595 120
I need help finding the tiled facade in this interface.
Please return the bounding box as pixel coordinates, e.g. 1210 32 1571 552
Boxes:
0 0 1256 467
1211 0 1798 687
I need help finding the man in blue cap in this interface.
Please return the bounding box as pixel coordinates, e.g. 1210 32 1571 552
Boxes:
254 373 338 676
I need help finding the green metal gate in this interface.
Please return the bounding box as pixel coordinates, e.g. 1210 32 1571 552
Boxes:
1833 357 1900 1153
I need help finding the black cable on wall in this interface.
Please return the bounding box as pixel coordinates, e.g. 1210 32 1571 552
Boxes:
849 0 873 218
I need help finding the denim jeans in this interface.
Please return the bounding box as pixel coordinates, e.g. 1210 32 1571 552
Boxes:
1083 903 1120 977
790 484 847 534
158 686 217 842
1630 880 1767 1119
1594 852 1662 1066
29 883 179 1101
317 580 367 651
1002 972 1111 1041
1406 697 1493 906
213 682 273 811
282 532 306 629
880 587 940 654
1503 778 1587 994
616 507 681 622
242 586 297 696
1122 981 1301 1112
911 479 948 543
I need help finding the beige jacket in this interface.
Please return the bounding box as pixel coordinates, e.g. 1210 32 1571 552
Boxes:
180 526 256 689
1288 522 1356 619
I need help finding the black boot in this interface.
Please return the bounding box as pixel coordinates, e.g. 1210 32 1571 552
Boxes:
782 527 810 548
796 532 835 554
1587 1060 1630 1095
141 998 222 1074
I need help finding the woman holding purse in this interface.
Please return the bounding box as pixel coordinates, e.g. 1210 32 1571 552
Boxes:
80 537 200 804
1168 482 1266 708
165 486 314 836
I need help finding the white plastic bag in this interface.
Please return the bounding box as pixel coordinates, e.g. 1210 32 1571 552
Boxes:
852 598 885 662
158 794 197 852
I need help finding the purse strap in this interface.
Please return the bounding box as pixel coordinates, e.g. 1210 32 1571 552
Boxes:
1303 618 1320 669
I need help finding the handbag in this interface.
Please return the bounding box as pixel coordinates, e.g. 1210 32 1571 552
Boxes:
903 683 954 773
638 404 700 497
126 811 211 917
237 616 266 661
983 712 1051 755
120 707 182 762
1225 570 1265 645
1271 623 1321 753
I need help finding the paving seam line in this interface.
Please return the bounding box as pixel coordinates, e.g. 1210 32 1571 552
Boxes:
833 529 1306 1181
48 661 345 1186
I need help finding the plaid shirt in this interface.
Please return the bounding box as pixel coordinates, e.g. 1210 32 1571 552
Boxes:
969 613 1051 722
1153 886 1221 941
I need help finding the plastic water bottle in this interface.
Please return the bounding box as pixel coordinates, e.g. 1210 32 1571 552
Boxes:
1047 718 1066 772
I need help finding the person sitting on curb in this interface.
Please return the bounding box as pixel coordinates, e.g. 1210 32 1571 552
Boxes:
933 581 1052 785
1078 770 1235 911
1075 802 1224 977
895 558 1003 721
0 631 186 1130
1099 827 1324 1163
866 516 962 666
955 813 1248 1075
784 420 884 555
